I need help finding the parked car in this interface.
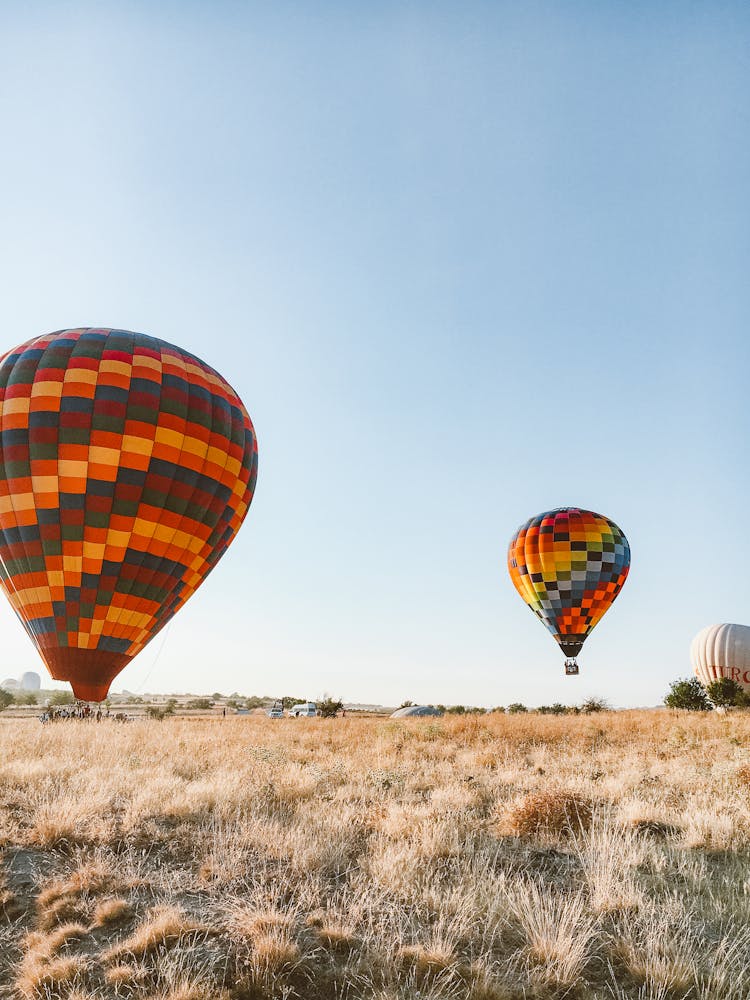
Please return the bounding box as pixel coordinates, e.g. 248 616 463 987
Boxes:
289 702 317 717
267 701 284 719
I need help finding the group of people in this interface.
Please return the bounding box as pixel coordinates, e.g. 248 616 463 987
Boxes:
39 702 115 723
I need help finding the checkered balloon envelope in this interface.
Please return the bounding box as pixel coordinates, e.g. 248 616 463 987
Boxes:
0 329 257 700
507 507 630 674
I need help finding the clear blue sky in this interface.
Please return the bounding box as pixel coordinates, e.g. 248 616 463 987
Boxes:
1 2 748 707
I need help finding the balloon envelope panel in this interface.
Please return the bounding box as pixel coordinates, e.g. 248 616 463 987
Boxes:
0 329 257 700
507 507 630 658
691 624 750 691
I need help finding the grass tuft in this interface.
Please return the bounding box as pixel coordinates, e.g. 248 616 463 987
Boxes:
502 790 595 837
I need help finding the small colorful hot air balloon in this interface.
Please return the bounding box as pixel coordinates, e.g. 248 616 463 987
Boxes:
0 328 257 701
691 624 750 692
507 507 630 674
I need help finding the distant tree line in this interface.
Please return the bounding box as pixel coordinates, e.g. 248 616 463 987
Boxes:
398 698 611 715
0 689 68 709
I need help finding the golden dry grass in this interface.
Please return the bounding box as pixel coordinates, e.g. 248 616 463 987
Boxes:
1 710 750 998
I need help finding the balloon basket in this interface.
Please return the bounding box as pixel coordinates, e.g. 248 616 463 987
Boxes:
564 658 579 676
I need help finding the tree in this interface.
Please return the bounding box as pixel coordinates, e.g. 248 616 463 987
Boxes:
49 690 74 706
317 696 343 718
664 677 712 711
507 703 528 714
281 696 306 710
537 703 569 715
399 700 415 709
705 677 744 709
15 691 38 705
0 690 13 711
580 697 611 714
186 698 213 710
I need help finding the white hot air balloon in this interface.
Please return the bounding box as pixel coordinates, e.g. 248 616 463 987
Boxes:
691 624 750 691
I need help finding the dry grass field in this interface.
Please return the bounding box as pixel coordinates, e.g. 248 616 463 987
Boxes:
1 711 750 999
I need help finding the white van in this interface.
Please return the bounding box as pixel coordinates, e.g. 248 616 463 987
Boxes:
290 702 317 717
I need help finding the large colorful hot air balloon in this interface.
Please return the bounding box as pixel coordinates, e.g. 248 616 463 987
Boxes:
691 624 750 692
0 328 257 701
507 507 630 674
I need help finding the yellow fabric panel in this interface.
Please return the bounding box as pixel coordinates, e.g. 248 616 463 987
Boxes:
88 446 121 466
31 380 63 398
2 397 30 414
153 426 185 450
58 460 88 479
120 434 153 456
98 359 132 379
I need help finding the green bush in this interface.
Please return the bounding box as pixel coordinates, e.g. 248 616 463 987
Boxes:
0 690 13 711
281 696 306 710
14 691 38 705
705 677 744 708
49 690 74 706
317 697 343 718
664 677 712 711
507 703 528 714
580 697 611 714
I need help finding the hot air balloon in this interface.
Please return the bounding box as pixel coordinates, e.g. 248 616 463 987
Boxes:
0 328 257 701
507 507 630 674
691 624 750 692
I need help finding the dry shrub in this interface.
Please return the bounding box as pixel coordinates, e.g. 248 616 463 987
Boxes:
151 985 232 1000
25 790 112 848
509 881 595 987
66 861 114 894
36 893 89 931
465 961 515 1000
397 942 455 980
105 963 142 986
91 897 132 928
735 764 750 788
502 790 594 838
105 905 202 960
628 818 678 839
16 954 88 998
611 909 697 993
22 922 88 960
576 817 645 914
35 860 116 930
229 905 294 939
317 921 358 950
15 923 90 998
251 929 301 973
